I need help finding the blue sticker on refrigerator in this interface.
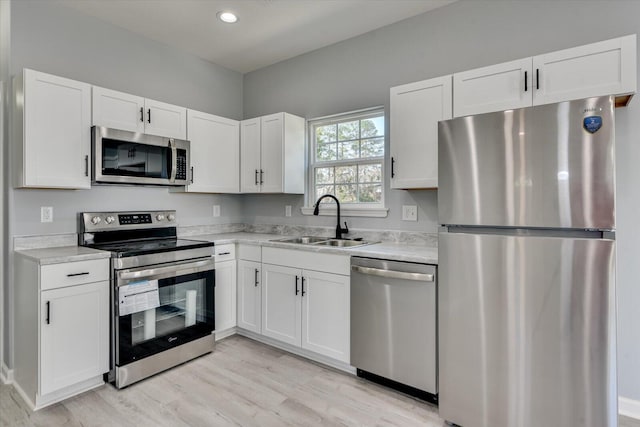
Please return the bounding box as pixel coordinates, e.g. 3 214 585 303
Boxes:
583 115 603 133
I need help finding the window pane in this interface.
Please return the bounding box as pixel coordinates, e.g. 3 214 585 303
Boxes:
316 142 337 161
336 184 357 203
360 138 384 158
338 141 359 160
359 163 382 183
315 185 334 199
358 184 382 203
335 165 356 184
316 124 337 143
315 167 334 184
337 121 359 141
360 116 384 138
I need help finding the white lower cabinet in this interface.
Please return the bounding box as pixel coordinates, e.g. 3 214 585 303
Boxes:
260 247 350 363
214 258 237 337
14 255 110 409
237 246 262 334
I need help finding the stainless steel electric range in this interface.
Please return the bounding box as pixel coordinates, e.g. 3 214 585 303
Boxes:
79 210 215 388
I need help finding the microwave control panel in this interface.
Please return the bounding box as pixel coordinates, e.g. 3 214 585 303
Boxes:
176 149 187 181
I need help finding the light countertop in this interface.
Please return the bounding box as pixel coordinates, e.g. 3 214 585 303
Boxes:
15 246 111 265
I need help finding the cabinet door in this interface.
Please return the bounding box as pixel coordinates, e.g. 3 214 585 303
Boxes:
40 281 109 395
390 76 452 189
260 113 284 193
533 35 637 106
237 260 261 333
23 69 91 189
185 110 239 193
92 86 145 133
301 270 350 362
240 118 261 193
144 98 187 139
261 263 301 346
215 260 237 334
453 58 532 117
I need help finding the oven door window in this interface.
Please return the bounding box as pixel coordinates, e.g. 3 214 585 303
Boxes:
117 270 214 366
102 138 170 179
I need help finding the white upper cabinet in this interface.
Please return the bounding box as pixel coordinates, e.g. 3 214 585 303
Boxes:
177 109 239 193
453 35 637 117
453 58 532 117
240 112 305 194
92 86 145 133
92 86 186 139
16 69 92 189
390 75 452 189
532 35 637 106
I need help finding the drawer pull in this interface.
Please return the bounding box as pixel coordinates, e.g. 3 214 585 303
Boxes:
66 272 90 277
217 252 231 256
46 301 51 324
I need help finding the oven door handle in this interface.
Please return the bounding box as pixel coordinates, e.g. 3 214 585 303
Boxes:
117 258 214 284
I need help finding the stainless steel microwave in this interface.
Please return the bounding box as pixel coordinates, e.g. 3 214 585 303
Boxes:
92 126 190 186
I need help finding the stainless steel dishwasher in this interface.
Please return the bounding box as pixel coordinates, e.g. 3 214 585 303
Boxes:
351 257 437 402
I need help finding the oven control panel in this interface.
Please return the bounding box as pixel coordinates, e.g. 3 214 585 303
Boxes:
80 210 177 233
119 213 152 225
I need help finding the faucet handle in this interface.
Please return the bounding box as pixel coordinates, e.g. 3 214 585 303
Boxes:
342 221 349 233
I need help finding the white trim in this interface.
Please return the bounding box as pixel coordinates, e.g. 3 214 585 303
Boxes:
301 206 388 218
620 396 640 420
1 362 13 384
308 105 384 125
214 327 237 341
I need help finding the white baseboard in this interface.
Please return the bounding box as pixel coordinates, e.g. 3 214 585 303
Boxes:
620 397 640 420
1 362 13 384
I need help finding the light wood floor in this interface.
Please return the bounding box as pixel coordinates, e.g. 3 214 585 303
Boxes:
2 335 639 427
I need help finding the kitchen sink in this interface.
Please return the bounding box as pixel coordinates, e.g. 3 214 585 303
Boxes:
312 239 372 248
274 236 329 244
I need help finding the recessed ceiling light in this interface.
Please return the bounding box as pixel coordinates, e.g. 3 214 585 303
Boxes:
217 11 238 24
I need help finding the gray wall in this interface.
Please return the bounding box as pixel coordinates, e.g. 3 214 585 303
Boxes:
2 0 246 367
1 0 11 373
243 1 640 401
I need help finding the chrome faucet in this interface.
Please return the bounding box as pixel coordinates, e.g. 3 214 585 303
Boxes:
313 194 349 239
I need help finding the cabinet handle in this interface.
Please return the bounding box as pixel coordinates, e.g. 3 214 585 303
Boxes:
46 301 50 325
391 157 396 178
295 275 300 295
67 272 90 277
139 107 144 122
255 169 259 185
218 252 231 256
524 70 528 92
190 166 194 184
260 169 264 185
147 108 151 124
254 268 259 287
536 68 540 90
301 277 306 297
84 155 89 177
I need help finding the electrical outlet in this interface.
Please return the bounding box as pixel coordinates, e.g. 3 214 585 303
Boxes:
213 205 221 217
285 205 292 217
402 205 417 221
41 206 53 223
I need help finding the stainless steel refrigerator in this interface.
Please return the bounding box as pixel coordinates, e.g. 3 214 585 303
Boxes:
438 96 617 427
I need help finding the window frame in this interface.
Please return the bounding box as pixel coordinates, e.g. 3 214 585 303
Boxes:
302 106 389 218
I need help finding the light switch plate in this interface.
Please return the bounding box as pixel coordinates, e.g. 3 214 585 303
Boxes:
402 205 417 221
285 205 292 217
41 206 53 223
213 205 221 217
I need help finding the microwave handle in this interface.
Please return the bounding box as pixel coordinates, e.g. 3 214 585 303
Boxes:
117 258 215 284
169 139 177 183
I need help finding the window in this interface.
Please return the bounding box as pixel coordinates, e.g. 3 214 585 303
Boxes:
306 107 387 217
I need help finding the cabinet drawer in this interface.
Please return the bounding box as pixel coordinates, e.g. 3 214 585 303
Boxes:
238 244 261 262
41 259 110 290
215 244 236 262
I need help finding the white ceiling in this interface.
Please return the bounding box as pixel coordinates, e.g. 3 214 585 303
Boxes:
54 0 456 74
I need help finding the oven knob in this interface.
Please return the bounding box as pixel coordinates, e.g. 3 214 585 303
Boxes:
105 216 115 224
91 216 102 225
156 214 165 221
167 214 175 222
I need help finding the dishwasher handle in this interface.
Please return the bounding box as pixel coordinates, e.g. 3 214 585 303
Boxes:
351 265 434 282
